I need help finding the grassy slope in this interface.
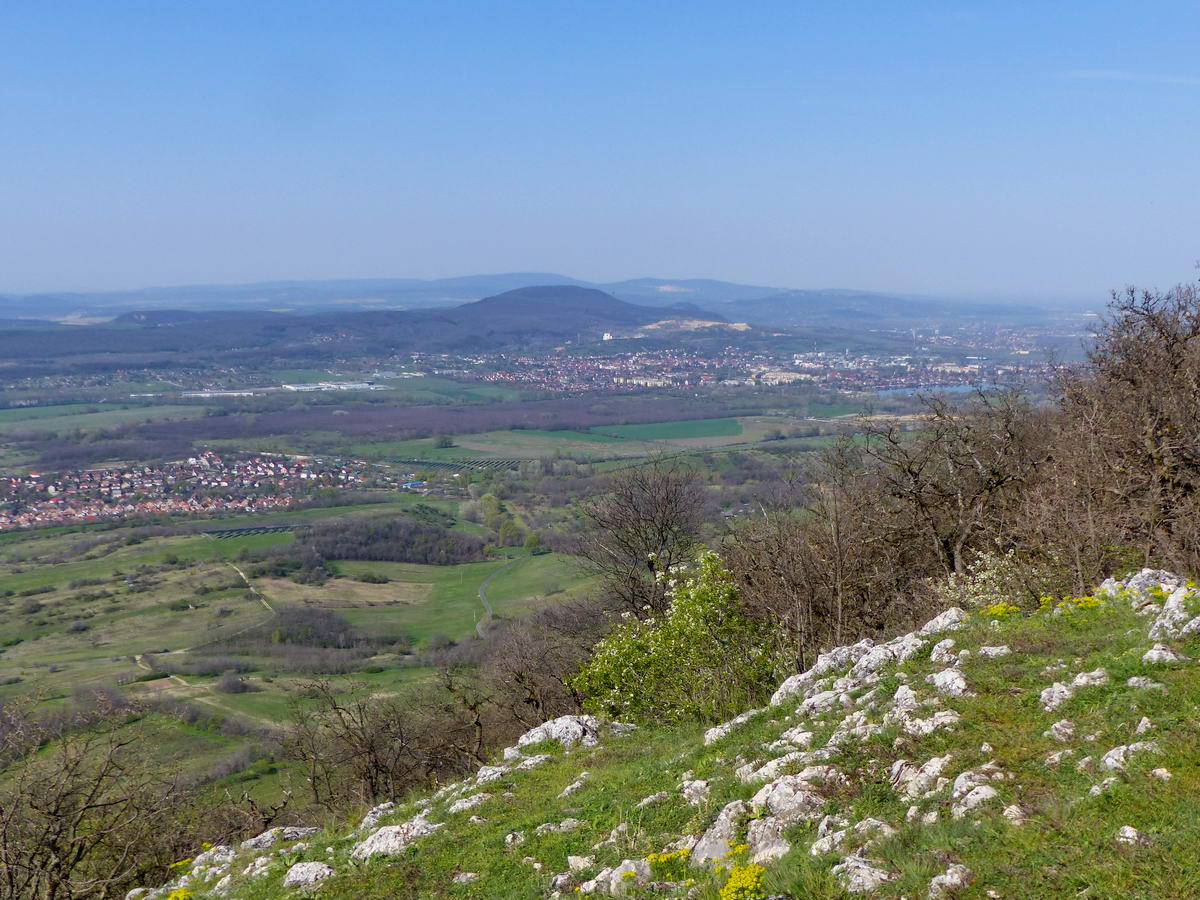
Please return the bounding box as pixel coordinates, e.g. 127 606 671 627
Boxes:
170 584 1200 899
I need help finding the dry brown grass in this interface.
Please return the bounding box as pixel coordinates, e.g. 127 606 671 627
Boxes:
255 577 433 609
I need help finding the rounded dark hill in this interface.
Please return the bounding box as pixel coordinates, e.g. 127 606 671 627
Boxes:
458 285 665 328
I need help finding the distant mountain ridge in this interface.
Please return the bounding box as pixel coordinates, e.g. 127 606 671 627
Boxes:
0 274 1074 333
0 286 750 372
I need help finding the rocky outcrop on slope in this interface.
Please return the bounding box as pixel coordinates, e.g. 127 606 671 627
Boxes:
127 569 1199 899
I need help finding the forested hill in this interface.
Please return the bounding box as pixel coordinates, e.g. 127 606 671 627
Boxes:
0 286 744 370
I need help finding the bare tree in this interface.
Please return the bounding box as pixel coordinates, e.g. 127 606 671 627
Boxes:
860 389 1047 576
0 711 192 899
577 459 706 615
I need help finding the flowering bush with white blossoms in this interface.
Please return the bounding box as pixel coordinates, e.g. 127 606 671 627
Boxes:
569 551 776 723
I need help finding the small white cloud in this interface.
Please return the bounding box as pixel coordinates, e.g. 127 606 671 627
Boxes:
1062 69 1200 86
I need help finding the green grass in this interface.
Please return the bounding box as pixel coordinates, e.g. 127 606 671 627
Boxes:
330 552 587 644
0 403 208 435
590 417 744 441
349 439 489 460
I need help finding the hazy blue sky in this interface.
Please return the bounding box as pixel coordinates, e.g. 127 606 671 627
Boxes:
2 1 1198 300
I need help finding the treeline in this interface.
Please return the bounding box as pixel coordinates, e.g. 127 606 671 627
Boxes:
287 513 487 567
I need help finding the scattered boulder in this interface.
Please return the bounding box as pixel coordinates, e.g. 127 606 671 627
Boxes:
928 863 973 898
447 793 490 814
1100 741 1160 772
747 816 791 862
1041 682 1075 711
282 861 334 889
704 708 764 744
681 779 710 805
918 607 969 636
635 791 669 809
979 645 1011 658
452 872 479 884
692 801 749 864
1116 825 1147 846
1127 676 1166 690
242 826 319 850
930 638 957 664
535 818 583 836
514 715 634 752
832 855 895 893
1143 644 1187 665
927 668 972 697
351 816 444 859
559 773 591 798
1045 719 1075 742
1072 668 1109 687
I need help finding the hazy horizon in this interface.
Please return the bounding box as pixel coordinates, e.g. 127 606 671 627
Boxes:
3 2 1198 301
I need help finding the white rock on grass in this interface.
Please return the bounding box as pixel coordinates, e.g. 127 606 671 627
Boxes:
635 791 669 809
930 639 957 664
605 859 650 895
282 862 334 889
505 830 525 846
1127 676 1166 690
979 645 1011 658
568 855 595 873
703 708 764 744
474 765 508 785
1135 717 1154 734
242 826 318 850
1116 825 1147 845
918 607 969 636
1100 741 1160 771
452 872 479 884
243 856 272 878
680 779 710 805
559 772 590 798
515 754 551 771
952 785 999 818
1151 768 1173 780
1143 644 1187 665
534 818 583 836
832 855 895 893
903 709 963 737
358 801 395 831
847 632 926 678
810 818 896 856
1041 682 1075 711
1072 668 1109 687
750 776 826 824
771 726 815 749
926 668 972 697
1045 719 1075 742
1148 587 1194 639
746 816 791 863
1089 776 1118 796
770 639 876 705
1002 804 1026 825
514 715 634 752
692 801 749 865
447 793 490 814
351 817 444 859
891 754 953 798
928 864 973 898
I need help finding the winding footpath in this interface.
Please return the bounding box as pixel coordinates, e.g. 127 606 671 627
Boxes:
476 557 523 638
